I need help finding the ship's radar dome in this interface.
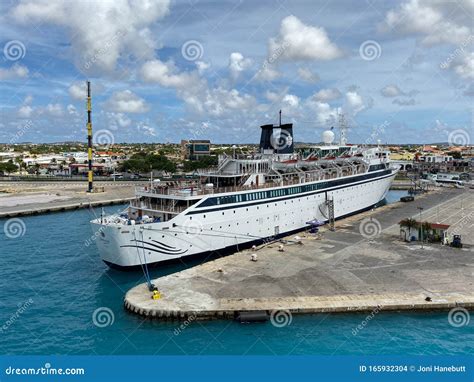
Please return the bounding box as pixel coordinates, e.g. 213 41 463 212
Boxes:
322 130 335 144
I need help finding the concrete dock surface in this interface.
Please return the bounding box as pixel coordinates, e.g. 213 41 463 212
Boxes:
125 188 474 320
0 181 141 217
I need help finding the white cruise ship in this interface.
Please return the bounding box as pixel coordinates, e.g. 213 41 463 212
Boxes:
91 121 398 269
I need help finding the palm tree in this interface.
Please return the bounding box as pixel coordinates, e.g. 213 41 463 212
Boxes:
421 221 432 242
15 156 25 175
399 218 418 241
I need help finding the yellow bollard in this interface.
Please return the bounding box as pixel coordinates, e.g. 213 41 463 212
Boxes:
152 290 161 300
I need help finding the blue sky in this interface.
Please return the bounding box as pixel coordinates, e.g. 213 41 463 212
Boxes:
0 0 472 144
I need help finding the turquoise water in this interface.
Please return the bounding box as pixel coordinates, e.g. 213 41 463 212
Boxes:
0 192 472 355
381 189 407 205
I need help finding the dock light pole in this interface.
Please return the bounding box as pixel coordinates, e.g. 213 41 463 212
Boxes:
86 81 93 193
417 206 424 249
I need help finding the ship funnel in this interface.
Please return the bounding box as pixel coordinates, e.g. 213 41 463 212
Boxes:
259 123 294 154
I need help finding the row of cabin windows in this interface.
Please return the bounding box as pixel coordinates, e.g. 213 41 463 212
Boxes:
200 169 391 207
368 164 386 172
193 178 384 222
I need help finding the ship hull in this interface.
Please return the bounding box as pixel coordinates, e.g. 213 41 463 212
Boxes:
91 169 397 269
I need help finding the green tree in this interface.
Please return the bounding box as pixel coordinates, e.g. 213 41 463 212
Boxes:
182 156 218 172
0 161 18 175
399 218 418 241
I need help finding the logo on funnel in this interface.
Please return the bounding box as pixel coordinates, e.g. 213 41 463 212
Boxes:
270 130 293 151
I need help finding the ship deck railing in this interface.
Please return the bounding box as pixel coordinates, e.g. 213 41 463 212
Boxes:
134 166 369 199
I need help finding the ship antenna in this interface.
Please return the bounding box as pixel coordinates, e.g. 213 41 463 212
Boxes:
338 112 347 146
279 109 282 127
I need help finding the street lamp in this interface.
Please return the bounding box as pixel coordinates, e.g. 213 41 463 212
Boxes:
417 206 424 249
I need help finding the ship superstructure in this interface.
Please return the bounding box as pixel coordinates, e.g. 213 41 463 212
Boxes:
91 121 397 269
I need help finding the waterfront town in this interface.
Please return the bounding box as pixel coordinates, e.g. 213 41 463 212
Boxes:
0 140 473 180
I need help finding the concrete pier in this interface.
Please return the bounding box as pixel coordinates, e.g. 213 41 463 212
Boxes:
0 181 139 218
124 189 474 320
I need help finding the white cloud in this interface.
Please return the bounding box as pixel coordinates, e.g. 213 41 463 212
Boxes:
307 100 341 127
105 90 149 113
255 64 281 82
68 82 86 100
137 121 156 136
228 52 252 80
297 67 319 83
452 52 474 80
265 90 283 103
282 94 300 108
381 84 403 97
381 0 471 46
463 83 474 97
313 88 342 102
12 0 171 73
141 59 200 89
0 64 29 80
18 105 33 118
345 91 366 115
382 1 473 86
141 58 256 117
45 103 64 117
200 88 256 117
67 104 78 115
24 95 33 104
381 84 419 99
195 61 210 74
393 98 416 106
108 112 132 128
268 15 343 61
